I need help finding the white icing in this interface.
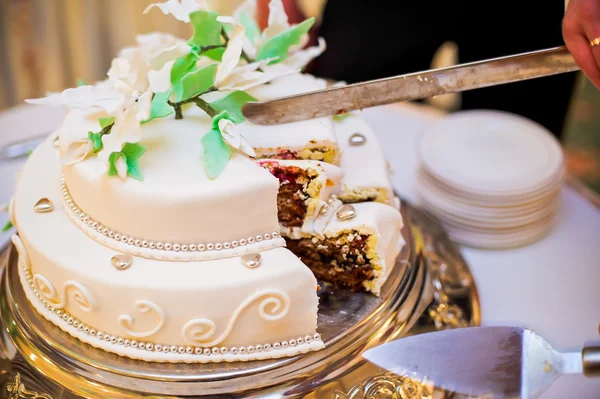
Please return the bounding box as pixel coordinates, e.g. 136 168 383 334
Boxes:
11 234 29 268
182 289 290 347
13 137 321 359
19 261 325 363
334 114 395 206
118 300 166 338
242 74 339 162
60 106 282 248
32 274 95 312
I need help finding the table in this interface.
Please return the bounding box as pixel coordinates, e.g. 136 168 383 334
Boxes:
1 103 599 398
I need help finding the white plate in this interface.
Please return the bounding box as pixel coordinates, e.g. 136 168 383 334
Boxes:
419 165 565 206
419 110 564 195
415 170 561 219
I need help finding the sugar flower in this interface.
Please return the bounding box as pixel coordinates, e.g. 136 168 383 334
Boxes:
135 32 190 70
218 117 255 157
26 86 126 115
62 138 94 165
97 107 142 169
144 0 207 23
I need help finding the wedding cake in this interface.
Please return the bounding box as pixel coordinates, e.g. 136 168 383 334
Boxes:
6 0 404 363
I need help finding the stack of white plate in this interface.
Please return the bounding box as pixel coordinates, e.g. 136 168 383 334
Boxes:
416 110 564 249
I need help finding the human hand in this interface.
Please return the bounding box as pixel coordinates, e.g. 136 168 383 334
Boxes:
563 0 600 88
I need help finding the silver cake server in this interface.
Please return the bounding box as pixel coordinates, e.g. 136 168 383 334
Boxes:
363 326 600 398
242 46 579 125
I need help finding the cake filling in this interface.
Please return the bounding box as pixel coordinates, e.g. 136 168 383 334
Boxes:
260 162 314 228
285 231 377 291
255 146 338 164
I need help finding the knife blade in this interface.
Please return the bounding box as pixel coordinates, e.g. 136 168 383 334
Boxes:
362 326 590 398
242 46 579 125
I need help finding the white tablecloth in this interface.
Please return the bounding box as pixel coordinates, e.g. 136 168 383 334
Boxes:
1 104 599 398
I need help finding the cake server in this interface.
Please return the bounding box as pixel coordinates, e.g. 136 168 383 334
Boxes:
362 326 600 398
242 46 578 125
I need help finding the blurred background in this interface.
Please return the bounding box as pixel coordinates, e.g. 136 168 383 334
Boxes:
0 0 598 192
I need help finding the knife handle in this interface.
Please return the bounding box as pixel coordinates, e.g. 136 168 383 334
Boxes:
582 340 600 377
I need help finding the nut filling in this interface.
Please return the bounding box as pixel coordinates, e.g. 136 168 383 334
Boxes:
285 232 375 291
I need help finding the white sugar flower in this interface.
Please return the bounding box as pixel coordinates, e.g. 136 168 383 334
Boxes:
113 154 129 179
214 16 245 87
62 138 94 165
144 0 207 23
136 32 190 70
108 48 151 96
26 86 125 114
216 60 298 91
98 107 142 169
232 0 326 70
218 118 255 157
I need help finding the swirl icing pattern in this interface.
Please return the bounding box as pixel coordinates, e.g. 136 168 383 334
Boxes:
32 274 95 312
118 300 166 338
11 234 30 269
182 289 291 347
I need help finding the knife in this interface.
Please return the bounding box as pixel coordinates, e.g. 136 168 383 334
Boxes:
242 46 579 125
363 326 600 398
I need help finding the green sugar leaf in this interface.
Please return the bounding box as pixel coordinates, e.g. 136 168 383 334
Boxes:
108 143 146 181
88 131 104 152
76 78 87 87
202 47 225 61
239 11 260 42
189 11 223 48
145 89 174 123
2 220 13 232
201 127 231 179
209 91 257 124
99 116 115 129
173 63 217 102
122 143 146 181
107 152 122 177
27 148 33 156
256 18 315 64
171 52 199 86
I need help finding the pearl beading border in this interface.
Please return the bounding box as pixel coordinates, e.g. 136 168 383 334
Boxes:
19 264 324 363
60 176 285 261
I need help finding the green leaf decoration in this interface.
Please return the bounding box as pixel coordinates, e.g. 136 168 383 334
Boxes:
239 11 260 42
332 113 351 122
202 47 226 61
189 11 223 48
256 18 315 64
144 89 174 123
211 110 234 130
170 52 199 86
209 91 257 124
2 220 13 232
201 127 231 179
88 131 104 152
108 143 146 181
99 116 115 129
173 63 217 102
76 78 87 87
27 148 33 156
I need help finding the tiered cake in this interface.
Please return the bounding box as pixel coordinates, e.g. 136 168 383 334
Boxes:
7 0 404 363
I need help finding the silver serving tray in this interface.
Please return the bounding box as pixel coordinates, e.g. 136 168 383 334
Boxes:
0 204 479 398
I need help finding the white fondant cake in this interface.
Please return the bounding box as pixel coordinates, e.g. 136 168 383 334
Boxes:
334 114 395 206
9 0 405 364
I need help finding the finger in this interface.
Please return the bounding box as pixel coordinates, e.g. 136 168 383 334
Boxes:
565 31 600 88
563 11 600 88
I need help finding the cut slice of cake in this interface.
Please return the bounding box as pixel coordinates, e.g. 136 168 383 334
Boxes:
242 74 340 165
285 202 404 296
258 159 343 238
334 114 395 206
